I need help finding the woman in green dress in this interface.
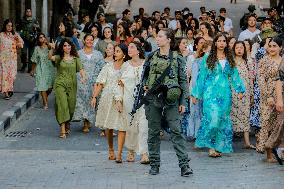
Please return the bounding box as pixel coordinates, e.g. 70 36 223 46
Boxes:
30 33 55 110
49 38 86 139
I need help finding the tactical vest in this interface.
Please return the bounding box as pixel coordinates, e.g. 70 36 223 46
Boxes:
146 51 180 89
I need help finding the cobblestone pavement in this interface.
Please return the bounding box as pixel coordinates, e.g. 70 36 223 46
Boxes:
0 94 283 189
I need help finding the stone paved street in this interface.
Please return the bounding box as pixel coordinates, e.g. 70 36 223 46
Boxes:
0 94 284 189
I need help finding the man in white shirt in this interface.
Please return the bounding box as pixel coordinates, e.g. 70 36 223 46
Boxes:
238 14 260 41
219 8 233 35
168 10 182 30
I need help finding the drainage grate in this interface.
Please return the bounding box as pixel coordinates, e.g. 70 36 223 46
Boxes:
5 131 29 138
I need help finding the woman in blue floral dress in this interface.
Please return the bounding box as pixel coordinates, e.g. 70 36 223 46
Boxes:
191 34 245 157
73 34 105 133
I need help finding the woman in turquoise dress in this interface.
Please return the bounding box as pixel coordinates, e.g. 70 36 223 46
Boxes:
72 34 105 133
49 38 86 139
191 34 245 157
31 33 55 110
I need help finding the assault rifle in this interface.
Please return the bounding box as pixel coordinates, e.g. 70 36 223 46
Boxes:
129 57 151 118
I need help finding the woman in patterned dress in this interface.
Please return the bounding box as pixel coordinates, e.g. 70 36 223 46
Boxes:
256 37 283 159
186 37 206 140
0 19 23 100
231 41 255 149
73 34 105 133
191 34 245 157
91 44 130 163
265 58 284 162
30 33 55 109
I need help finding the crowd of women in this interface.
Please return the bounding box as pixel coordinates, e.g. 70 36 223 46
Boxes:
0 5 284 165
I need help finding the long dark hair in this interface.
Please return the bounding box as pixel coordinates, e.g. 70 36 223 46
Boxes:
129 41 145 59
159 28 175 50
174 37 187 54
200 22 214 38
101 26 114 40
36 32 47 46
193 37 205 51
233 41 247 61
1 19 15 35
118 21 131 38
116 43 130 62
57 38 79 59
207 33 235 70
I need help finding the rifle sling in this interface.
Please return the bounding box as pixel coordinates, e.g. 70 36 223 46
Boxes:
147 51 174 95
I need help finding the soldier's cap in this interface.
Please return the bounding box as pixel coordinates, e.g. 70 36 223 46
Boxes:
262 17 272 23
248 4 256 12
97 12 105 19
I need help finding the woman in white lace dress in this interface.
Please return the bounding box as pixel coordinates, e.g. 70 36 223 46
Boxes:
91 43 130 163
116 42 149 164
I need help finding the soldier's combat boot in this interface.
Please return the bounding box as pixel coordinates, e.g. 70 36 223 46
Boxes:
149 166 159 175
181 165 193 177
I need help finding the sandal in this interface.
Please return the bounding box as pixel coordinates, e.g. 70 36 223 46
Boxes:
140 153 150 164
4 95 10 100
127 150 135 162
108 149 116 160
208 150 222 158
100 130 106 137
65 123 71 135
243 144 256 150
272 148 283 165
59 132 66 139
115 154 123 163
266 158 278 163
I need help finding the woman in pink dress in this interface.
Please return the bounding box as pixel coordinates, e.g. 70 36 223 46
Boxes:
0 19 23 100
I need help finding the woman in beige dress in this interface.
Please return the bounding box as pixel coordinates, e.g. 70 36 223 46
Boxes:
256 37 282 160
115 42 149 164
91 43 130 163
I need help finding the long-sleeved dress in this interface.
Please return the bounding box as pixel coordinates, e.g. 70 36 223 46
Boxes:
0 32 23 93
31 46 55 91
95 63 125 131
231 59 254 133
54 56 82 124
265 58 284 149
250 47 266 128
256 55 280 152
191 55 245 153
116 61 148 154
188 57 203 139
72 50 105 123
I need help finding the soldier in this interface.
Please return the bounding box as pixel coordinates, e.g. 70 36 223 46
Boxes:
18 8 40 73
143 28 193 177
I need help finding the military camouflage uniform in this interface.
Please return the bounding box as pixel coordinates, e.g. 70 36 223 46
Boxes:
144 50 190 169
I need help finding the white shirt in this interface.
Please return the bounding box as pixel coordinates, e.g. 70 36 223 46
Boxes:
238 28 260 41
85 53 93 60
219 59 227 70
168 20 177 30
224 17 233 32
